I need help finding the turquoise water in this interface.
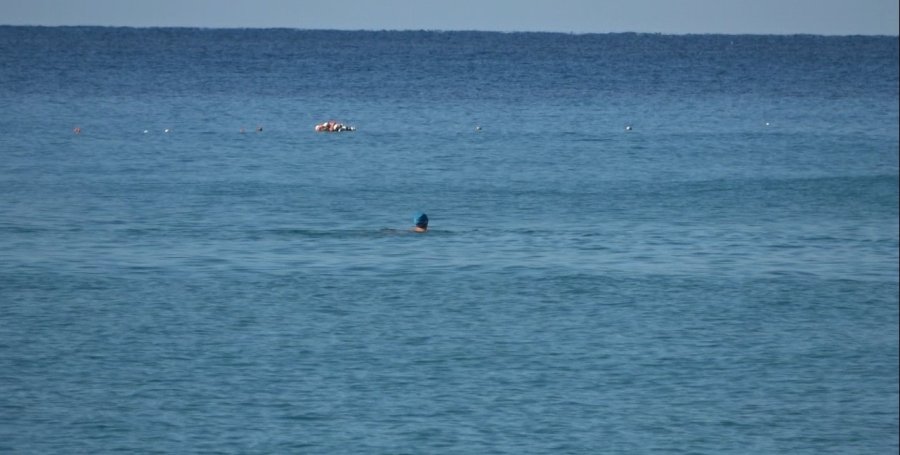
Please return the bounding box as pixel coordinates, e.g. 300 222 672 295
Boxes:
1 28 898 453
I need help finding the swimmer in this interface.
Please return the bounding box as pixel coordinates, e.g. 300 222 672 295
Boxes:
73 127 81 135
315 120 355 132
412 212 428 233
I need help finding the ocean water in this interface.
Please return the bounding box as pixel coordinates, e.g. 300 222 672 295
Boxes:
0 27 898 454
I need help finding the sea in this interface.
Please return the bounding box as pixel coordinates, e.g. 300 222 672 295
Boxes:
0 27 897 454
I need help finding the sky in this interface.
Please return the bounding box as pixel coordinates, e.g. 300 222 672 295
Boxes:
1 0 898 35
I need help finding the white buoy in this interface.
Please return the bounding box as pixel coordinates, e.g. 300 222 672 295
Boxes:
625 125 632 131
143 130 149 134
164 128 170 133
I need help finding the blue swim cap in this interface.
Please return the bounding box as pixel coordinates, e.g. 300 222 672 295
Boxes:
413 212 428 228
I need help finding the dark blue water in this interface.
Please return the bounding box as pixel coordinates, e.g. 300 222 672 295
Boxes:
1 27 898 454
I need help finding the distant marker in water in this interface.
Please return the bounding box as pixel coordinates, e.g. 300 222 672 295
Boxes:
625 125 632 131
143 130 149 134
475 125 482 131
164 128 170 133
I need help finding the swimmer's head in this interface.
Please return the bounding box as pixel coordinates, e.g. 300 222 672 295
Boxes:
413 212 428 229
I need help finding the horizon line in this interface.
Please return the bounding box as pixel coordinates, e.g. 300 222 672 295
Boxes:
1 24 897 37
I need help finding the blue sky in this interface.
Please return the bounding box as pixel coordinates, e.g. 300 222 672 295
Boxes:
2 0 898 35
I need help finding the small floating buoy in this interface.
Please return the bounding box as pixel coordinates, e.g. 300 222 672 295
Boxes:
143 130 149 134
475 125 482 131
625 125 632 131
